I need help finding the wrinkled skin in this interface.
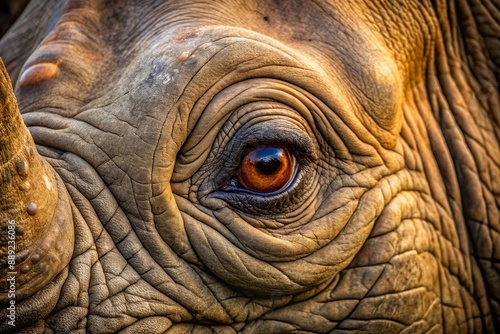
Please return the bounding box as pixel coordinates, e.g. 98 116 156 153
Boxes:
0 0 29 37
0 0 499 333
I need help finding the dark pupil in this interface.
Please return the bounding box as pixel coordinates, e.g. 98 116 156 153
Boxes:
254 147 282 175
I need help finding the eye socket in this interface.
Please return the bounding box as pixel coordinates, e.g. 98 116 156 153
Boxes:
236 145 296 193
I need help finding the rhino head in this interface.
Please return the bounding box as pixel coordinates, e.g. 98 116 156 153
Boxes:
0 0 499 333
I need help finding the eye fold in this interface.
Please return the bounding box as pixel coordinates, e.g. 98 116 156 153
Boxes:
237 145 295 193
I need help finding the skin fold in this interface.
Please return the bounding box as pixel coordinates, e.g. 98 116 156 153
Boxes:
0 0 498 333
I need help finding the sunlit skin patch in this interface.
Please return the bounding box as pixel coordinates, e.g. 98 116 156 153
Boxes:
236 145 295 193
19 61 61 88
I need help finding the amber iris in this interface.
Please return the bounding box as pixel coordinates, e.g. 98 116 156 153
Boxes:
237 145 295 193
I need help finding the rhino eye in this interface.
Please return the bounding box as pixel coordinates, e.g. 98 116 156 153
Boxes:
236 145 296 193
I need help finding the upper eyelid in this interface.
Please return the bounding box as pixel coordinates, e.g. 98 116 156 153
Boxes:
229 123 316 160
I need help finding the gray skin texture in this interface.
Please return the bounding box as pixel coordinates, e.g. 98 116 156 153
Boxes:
0 0 499 333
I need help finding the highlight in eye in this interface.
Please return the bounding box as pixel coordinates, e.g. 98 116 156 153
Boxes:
236 145 295 193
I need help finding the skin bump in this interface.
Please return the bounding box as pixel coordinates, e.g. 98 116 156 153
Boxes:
38 240 51 254
19 181 30 191
19 264 31 274
15 159 29 177
19 62 61 88
17 250 29 262
30 253 41 264
27 202 38 215
43 174 52 190
15 226 24 235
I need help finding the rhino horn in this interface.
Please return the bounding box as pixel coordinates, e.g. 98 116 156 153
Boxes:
0 58 74 303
